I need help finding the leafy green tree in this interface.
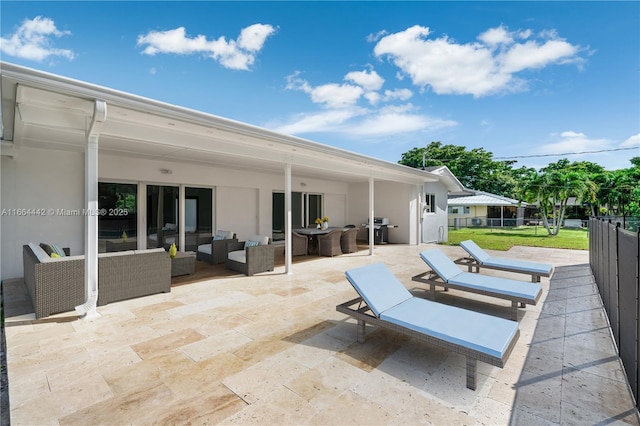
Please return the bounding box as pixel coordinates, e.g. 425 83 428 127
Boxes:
399 142 518 197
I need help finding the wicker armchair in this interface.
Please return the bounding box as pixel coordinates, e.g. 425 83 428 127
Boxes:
197 231 237 264
290 231 309 256
226 235 274 276
340 227 359 253
318 229 343 257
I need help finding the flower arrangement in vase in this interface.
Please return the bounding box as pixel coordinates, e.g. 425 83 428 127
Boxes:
314 218 323 229
321 216 329 230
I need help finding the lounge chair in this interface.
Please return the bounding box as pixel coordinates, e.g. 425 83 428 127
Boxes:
456 240 554 282
336 263 519 390
413 249 542 320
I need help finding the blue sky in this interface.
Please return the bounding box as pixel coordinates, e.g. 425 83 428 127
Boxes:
1 1 638 171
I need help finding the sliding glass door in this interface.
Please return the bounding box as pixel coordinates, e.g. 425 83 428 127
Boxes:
185 187 212 251
272 191 322 241
98 182 137 252
147 185 179 249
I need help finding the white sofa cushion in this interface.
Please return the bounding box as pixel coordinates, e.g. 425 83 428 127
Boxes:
197 244 211 255
215 230 234 239
228 250 246 264
28 242 52 263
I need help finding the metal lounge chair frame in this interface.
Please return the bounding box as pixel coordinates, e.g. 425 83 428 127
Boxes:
455 239 554 283
336 262 520 390
413 249 542 321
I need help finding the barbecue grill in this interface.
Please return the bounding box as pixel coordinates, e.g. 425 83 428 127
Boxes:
363 217 396 244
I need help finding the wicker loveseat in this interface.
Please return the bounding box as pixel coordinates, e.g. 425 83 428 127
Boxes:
23 243 171 319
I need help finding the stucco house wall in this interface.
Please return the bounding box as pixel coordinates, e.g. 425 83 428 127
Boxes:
422 181 449 243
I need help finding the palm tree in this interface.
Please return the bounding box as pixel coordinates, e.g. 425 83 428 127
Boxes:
518 160 597 235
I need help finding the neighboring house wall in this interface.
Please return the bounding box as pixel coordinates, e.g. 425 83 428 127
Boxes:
422 182 448 243
448 205 488 225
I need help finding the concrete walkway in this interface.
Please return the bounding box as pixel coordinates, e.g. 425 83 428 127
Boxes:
510 262 638 424
1 244 638 425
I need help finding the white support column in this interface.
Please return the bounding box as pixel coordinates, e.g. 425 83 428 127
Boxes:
369 176 374 256
179 185 186 251
417 184 423 244
76 100 106 319
137 183 146 249
285 163 292 274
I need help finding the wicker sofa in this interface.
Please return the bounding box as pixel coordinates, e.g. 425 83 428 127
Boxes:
23 243 171 319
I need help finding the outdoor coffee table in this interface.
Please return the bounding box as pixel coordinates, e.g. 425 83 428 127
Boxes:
105 237 137 252
171 251 196 277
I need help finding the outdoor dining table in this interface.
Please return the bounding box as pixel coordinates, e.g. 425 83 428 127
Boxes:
293 227 346 254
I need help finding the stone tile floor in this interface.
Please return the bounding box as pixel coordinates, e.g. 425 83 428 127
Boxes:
1 243 638 425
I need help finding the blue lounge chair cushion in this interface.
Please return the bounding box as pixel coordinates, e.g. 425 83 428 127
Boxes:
419 249 464 282
459 240 492 263
449 272 541 301
420 249 541 302
460 240 552 275
381 297 519 359
345 263 412 317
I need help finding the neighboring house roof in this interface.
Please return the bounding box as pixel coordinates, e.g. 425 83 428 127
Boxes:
448 190 525 207
421 165 466 193
0 62 440 187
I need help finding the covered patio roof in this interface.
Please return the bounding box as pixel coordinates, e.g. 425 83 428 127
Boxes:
0 62 445 187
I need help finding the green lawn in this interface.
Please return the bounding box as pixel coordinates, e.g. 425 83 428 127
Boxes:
443 226 589 251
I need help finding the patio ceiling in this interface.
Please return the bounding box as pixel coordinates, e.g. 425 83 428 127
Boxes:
1 62 441 186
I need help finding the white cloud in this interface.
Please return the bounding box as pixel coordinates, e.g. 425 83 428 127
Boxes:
366 30 388 43
0 16 75 61
286 73 364 108
621 133 640 148
344 104 457 137
501 39 579 73
270 108 367 135
237 24 275 51
540 131 612 155
478 25 513 47
383 88 413 101
137 23 275 71
373 24 584 97
345 69 384 91
279 67 454 141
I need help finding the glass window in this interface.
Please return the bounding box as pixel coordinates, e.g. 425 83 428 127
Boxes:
307 194 322 225
147 185 179 249
185 187 212 251
98 182 137 252
273 191 322 240
424 193 436 213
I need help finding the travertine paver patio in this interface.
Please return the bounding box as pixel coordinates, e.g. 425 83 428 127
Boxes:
2 243 639 424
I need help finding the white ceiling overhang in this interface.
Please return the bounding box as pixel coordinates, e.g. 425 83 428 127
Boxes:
1 62 440 185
